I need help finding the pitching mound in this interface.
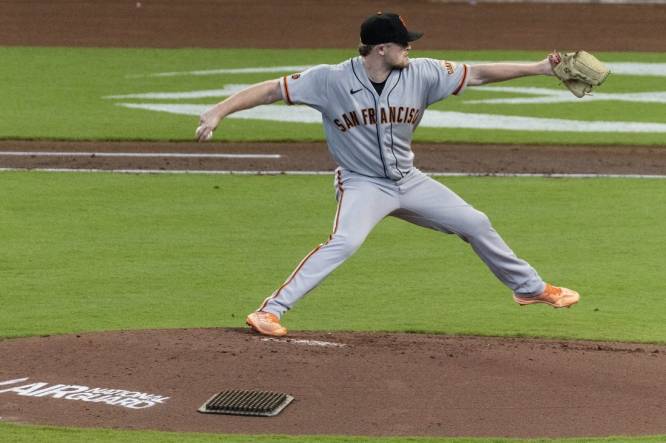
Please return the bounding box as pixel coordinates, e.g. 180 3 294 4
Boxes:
0 329 664 438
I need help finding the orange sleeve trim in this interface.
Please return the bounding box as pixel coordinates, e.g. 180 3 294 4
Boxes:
282 76 293 105
453 64 468 96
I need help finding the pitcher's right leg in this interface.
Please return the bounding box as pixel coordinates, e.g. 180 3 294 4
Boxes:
249 172 398 335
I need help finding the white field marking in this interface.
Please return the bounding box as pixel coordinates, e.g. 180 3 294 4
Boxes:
104 84 249 100
130 65 312 78
0 168 330 175
465 86 666 105
116 103 666 133
118 103 324 123
461 61 666 77
0 151 280 159
2 168 666 179
261 337 347 348
109 84 666 104
0 378 29 387
138 62 666 78
0 377 169 409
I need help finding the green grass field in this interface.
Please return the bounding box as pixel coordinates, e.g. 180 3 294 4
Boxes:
2 46 666 442
2 172 666 441
2 422 665 443
1 47 665 144
3 422 666 443
2 172 665 342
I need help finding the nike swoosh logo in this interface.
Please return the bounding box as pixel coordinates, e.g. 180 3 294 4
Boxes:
350 88 363 95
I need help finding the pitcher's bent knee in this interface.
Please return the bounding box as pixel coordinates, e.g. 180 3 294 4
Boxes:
328 233 365 259
461 210 492 238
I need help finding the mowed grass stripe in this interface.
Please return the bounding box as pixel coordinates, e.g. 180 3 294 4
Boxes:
1 172 664 343
1 47 665 144
2 422 666 443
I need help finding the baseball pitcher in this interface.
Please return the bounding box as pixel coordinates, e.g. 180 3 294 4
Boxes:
197 12 587 337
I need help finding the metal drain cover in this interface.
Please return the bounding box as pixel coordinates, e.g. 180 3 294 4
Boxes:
198 390 294 416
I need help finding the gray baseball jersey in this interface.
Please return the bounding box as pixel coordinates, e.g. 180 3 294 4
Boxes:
279 57 469 180
258 57 546 319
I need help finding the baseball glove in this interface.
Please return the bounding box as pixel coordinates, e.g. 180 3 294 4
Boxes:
549 51 610 98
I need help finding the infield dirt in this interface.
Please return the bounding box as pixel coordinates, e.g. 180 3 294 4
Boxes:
3 140 666 174
1 330 665 438
2 0 665 51
1 0 665 438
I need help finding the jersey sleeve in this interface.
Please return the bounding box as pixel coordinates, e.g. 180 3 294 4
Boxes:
279 64 330 109
419 58 470 105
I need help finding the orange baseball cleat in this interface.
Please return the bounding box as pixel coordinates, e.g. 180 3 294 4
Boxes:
246 311 288 337
513 283 580 308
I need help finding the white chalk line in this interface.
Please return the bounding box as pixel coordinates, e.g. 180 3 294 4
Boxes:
108 85 666 104
1 168 665 179
104 84 248 100
0 151 280 159
261 337 347 348
135 62 666 79
130 65 313 78
116 103 666 133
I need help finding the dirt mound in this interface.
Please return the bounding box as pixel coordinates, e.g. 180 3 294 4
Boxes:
1 329 664 437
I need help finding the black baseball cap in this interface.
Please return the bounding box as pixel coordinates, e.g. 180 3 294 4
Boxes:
360 12 423 46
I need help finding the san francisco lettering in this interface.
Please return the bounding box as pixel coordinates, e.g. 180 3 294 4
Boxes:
334 106 421 132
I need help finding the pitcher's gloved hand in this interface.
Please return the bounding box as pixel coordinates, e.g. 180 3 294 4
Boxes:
549 50 610 98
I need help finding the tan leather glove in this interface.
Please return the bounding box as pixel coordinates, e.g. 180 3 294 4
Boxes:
549 51 610 98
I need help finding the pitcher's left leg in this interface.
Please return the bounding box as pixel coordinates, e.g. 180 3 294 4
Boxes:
395 174 544 295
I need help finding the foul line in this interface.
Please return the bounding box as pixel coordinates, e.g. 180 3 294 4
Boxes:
0 151 280 159
0 168 665 179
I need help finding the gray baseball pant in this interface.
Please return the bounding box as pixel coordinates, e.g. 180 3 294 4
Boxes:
259 167 545 317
